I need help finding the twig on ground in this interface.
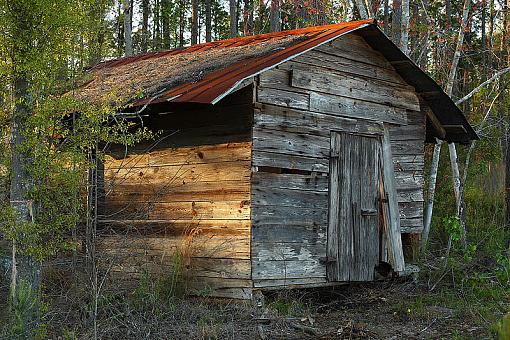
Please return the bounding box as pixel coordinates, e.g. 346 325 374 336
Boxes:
288 322 318 335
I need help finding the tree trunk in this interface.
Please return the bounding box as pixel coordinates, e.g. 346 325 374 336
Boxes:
243 0 254 35
230 0 238 37
191 0 199 45
141 0 150 53
383 0 389 34
423 0 472 249
481 0 487 81
154 0 161 49
257 0 265 34
400 0 410 55
10 73 42 338
117 1 124 57
446 0 471 246
123 0 133 56
445 0 452 30
355 0 368 19
504 0 510 229
269 0 280 32
392 0 402 46
162 0 172 48
179 0 185 47
422 140 442 251
205 0 212 41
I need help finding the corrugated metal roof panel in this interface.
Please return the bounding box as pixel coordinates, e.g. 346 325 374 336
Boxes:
79 19 477 143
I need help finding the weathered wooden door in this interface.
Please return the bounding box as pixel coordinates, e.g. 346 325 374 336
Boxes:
327 132 382 281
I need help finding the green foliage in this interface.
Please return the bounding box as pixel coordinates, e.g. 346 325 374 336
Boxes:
497 312 510 340
0 94 152 260
2 279 47 339
443 215 463 242
269 293 307 317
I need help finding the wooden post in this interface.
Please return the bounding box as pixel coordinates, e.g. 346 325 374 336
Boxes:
381 125 405 272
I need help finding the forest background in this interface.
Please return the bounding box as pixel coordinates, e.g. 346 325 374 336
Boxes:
0 0 509 338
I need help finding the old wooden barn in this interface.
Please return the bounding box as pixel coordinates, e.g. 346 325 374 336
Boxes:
77 19 477 299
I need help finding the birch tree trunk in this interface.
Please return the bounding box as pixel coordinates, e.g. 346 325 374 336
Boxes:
400 0 410 55
10 72 42 337
123 0 133 56
355 0 369 19
422 0 471 248
421 140 442 250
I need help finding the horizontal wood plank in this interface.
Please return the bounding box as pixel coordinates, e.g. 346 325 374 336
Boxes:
252 204 328 225
253 127 330 158
252 150 329 173
294 49 406 85
291 66 420 111
103 200 251 220
252 242 326 261
252 186 328 208
252 224 326 243
104 161 251 185
252 259 326 279
309 92 407 124
252 172 328 192
257 86 309 110
254 103 384 136
106 180 250 202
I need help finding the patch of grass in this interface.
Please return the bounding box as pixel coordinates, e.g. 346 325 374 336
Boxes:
268 292 307 317
131 253 187 312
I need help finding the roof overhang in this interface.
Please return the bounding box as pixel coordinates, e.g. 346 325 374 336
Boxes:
356 25 478 143
143 22 477 143
84 20 477 144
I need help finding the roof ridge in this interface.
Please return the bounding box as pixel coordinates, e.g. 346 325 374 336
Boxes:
90 19 376 71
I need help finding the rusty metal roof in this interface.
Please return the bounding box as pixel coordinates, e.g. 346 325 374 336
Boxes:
82 19 477 143
88 19 375 106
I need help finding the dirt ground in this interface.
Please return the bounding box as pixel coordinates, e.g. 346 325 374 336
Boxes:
81 279 498 339
0 277 502 339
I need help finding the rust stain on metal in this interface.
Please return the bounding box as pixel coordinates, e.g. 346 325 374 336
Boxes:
84 19 375 106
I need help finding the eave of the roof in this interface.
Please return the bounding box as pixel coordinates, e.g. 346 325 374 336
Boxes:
356 25 478 143
88 19 476 144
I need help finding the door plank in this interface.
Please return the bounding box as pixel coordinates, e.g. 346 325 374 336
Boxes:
381 126 406 272
326 133 340 281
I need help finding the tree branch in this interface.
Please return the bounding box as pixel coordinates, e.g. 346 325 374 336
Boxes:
455 67 510 105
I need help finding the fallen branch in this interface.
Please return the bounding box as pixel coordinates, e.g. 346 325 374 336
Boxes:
289 322 318 336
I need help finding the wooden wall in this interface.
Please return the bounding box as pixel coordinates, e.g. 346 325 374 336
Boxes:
99 88 254 299
251 33 424 288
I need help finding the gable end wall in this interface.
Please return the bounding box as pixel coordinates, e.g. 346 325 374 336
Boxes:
251 33 426 288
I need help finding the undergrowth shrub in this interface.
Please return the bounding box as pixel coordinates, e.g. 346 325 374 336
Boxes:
2 279 47 339
132 252 187 311
423 170 510 336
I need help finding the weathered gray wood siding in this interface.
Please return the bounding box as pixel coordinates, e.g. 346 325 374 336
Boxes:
252 33 424 287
